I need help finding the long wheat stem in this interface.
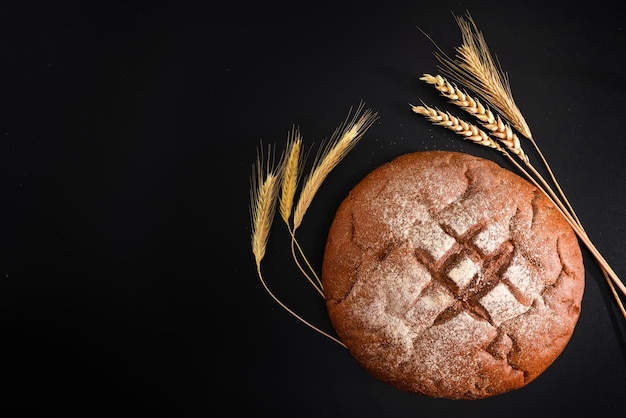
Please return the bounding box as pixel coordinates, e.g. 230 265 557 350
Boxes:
521 145 614 322
527 137 583 227
256 268 346 348
519 158 626 306
289 232 323 295
519 167 626 303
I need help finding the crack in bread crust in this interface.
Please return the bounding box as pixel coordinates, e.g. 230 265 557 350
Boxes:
322 151 584 400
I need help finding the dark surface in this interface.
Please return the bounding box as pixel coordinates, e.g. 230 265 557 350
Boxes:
1 1 625 416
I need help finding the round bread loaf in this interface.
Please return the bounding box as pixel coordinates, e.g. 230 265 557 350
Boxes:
322 150 584 399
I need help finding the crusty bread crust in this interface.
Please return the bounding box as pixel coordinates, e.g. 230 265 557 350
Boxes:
322 151 584 399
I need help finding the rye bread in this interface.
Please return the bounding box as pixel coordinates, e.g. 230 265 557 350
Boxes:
322 150 584 399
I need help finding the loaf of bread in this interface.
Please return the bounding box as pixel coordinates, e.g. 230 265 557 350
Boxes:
322 150 584 399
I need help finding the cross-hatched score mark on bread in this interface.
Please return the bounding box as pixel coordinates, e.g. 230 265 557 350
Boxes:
407 213 531 330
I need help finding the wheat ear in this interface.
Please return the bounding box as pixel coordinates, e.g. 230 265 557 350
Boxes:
433 13 532 140
250 144 280 271
292 103 379 231
279 127 303 225
411 104 506 153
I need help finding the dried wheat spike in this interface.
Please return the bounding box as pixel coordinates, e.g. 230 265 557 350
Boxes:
250 145 280 270
486 116 528 163
279 127 303 225
292 105 378 231
421 74 528 163
412 104 506 154
434 14 533 140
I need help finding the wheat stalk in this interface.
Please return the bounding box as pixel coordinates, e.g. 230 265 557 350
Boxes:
292 104 379 231
249 140 347 348
249 104 378 348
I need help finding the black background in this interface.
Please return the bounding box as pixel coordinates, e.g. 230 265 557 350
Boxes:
1 1 626 416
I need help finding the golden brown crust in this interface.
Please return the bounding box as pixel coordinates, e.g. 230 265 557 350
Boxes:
322 151 584 399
